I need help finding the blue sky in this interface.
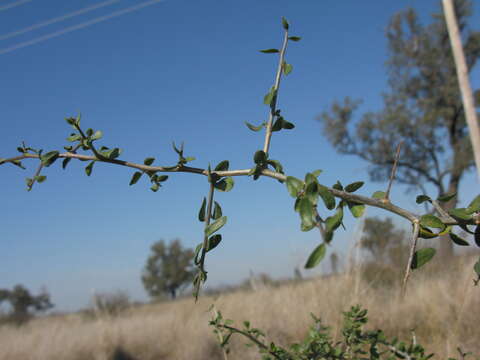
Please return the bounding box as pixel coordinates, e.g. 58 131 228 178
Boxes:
1 0 479 312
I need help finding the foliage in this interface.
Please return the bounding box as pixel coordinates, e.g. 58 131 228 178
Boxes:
209 304 474 360
1 15 480 299
318 0 480 257
142 239 195 299
360 217 410 269
0 284 53 325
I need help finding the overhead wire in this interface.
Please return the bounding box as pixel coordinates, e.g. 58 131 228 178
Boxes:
0 0 121 41
0 0 164 55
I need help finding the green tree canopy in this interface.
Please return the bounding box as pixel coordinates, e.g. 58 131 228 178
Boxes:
0 284 53 324
142 239 195 300
318 0 480 256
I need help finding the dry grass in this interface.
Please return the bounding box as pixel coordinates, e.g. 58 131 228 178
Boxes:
0 254 479 360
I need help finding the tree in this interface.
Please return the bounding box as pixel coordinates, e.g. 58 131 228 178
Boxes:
0 284 53 324
318 0 480 257
360 217 409 269
142 239 195 299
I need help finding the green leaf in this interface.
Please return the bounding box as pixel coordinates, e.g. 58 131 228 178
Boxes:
418 226 438 239
198 197 206 222
449 233 469 246
62 158 71 170
215 177 234 192
283 63 293 75
311 169 322 177
253 150 267 165
85 161 94 176
144 157 155 166
150 183 160 192
263 86 276 106
345 181 364 193
214 160 229 172
332 181 343 191
372 191 386 199
305 182 318 206
437 192 456 202
25 177 33 190
34 175 46 183
207 234 222 252
419 214 445 230
194 243 203 265
40 151 60 167
348 202 365 218
281 17 289 30
101 147 121 160
304 243 326 269
259 48 279 53
65 117 76 126
288 36 301 42
11 160 26 169
91 130 103 141
449 208 472 222
67 133 81 142
184 156 196 163
86 128 94 137
286 176 303 197
245 121 264 132
212 201 222 220
474 259 480 277
129 171 142 185
318 185 335 210
467 195 480 213
205 216 227 237
271 117 283 132
157 175 168 182
325 207 343 234
298 198 315 231
411 248 436 270
416 195 432 204
266 159 283 173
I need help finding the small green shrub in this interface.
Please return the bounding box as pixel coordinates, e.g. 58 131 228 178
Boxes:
210 305 477 360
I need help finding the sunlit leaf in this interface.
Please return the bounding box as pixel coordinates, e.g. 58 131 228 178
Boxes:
91 130 103 141
298 198 315 231
215 177 234 192
348 202 365 218
34 175 46 183
263 86 276 106
372 191 386 199
283 62 293 75
325 207 343 233
411 248 436 270
419 214 445 231
245 122 264 132
40 151 60 167
286 176 303 197
318 185 335 210
304 243 326 269
449 208 472 222
205 216 227 237
467 195 480 213
437 192 456 202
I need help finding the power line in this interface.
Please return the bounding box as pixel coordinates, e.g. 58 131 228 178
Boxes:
0 0 164 55
0 0 33 12
0 0 121 41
